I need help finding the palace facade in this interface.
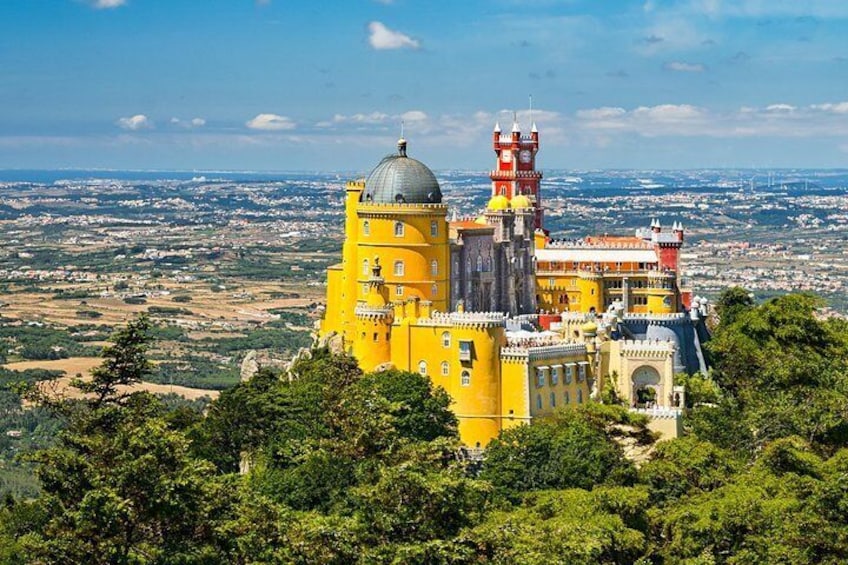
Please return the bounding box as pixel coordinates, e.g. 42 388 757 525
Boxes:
319 124 708 446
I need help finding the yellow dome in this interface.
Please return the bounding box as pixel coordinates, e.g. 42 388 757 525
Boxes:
581 320 598 335
511 194 532 209
486 194 511 211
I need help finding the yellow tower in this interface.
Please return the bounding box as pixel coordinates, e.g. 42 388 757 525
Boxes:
353 258 393 370
577 270 604 314
647 271 675 314
355 139 449 313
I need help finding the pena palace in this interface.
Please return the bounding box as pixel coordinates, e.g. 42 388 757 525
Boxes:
318 120 709 446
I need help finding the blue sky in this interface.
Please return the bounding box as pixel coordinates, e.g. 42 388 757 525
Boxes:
1 0 847 171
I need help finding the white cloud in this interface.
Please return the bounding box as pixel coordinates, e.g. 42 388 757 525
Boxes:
576 107 627 120
765 104 796 113
368 21 420 50
664 61 706 72
811 102 848 114
88 0 127 8
401 110 428 122
245 113 296 131
170 117 206 128
117 114 152 131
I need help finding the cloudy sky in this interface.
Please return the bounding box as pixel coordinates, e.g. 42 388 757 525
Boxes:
1 0 847 171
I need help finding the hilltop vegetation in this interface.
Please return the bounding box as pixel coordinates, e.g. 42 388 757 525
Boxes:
0 289 847 564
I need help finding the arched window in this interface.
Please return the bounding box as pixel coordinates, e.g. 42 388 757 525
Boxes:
394 221 404 237
441 361 449 376
395 285 404 297
550 392 556 408
564 391 570 404
536 394 542 410
476 256 483 272
430 220 438 237
431 283 438 297
460 370 470 387
441 331 450 348
418 360 427 376
363 220 370 236
394 260 404 277
577 389 583 404
363 258 369 276
431 260 438 277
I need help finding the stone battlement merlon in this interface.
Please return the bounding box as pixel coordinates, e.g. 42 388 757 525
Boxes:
501 342 587 360
416 311 507 329
622 313 687 325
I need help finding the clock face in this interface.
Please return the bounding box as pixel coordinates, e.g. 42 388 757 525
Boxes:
519 149 532 164
501 150 512 163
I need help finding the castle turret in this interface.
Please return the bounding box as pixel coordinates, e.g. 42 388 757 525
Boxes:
353 258 393 370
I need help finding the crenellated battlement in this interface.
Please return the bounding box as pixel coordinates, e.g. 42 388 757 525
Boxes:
354 304 393 320
619 339 676 358
416 310 507 329
623 313 688 325
501 342 587 361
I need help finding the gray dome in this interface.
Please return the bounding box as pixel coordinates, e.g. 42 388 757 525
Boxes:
362 140 442 204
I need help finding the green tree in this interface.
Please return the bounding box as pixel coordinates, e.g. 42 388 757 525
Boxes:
480 404 649 499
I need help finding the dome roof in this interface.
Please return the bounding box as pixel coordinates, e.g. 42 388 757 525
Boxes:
581 320 598 335
487 194 511 211
511 194 532 209
362 140 442 205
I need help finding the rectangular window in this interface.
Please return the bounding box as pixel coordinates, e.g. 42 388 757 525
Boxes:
394 261 404 277
430 220 438 237
458 340 472 362
395 285 404 296
578 363 587 382
550 366 559 385
565 364 574 384
536 368 545 388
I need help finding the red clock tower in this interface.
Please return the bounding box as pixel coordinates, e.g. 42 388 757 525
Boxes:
490 118 543 230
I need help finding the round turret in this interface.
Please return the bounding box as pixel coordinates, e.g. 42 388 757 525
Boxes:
486 194 511 211
581 320 598 336
362 139 442 204
511 194 532 209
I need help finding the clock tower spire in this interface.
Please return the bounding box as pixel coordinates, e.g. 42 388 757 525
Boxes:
489 112 544 230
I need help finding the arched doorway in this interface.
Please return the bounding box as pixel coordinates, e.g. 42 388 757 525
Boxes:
631 365 662 408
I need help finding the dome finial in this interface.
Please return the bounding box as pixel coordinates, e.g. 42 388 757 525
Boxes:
398 120 407 156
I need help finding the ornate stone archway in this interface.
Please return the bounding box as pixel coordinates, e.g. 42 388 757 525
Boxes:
631 365 662 408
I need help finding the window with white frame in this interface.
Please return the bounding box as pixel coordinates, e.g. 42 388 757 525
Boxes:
431 260 438 276
394 221 404 237
395 285 403 296
418 360 427 376
458 340 472 361
430 220 438 237
431 283 438 297
461 370 471 387
363 259 370 276
550 366 559 385
441 361 449 376
441 331 450 348
394 260 404 277
565 364 574 384
535 368 545 388
363 221 370 236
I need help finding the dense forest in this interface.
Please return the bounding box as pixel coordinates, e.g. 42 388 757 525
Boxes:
1 289 848 564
